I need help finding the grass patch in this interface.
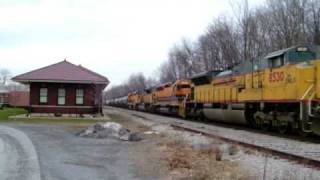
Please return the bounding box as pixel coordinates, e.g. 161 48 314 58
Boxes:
0 107 108 125
0 108 137 127
4 117 106 126
0 107 28 120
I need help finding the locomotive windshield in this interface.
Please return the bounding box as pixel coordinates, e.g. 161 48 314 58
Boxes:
177 84 190 90
288 49 316 63
270 55 284 68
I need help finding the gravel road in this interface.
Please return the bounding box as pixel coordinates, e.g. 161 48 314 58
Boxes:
1 123 158 180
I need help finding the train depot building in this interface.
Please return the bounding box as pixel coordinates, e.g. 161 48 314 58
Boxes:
12 60 109 115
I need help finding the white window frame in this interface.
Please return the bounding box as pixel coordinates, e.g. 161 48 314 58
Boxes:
76 89 84 105
58 88 66 105
40 88 48 103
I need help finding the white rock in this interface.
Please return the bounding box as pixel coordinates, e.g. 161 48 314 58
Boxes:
101 122 123 132
144 131 159 135
77 122 143 141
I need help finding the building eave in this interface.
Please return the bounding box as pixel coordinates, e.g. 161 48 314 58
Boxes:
13 79 109 85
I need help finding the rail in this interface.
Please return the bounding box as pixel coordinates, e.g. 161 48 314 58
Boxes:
171 123 320 170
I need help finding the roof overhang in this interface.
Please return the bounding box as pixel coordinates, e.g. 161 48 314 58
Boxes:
13 79 109 85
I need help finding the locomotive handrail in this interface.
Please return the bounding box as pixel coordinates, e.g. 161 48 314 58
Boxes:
298 84 315 133
308 92 316 117
300 84 314 100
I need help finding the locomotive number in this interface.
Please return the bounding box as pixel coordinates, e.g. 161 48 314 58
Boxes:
269 71 284 82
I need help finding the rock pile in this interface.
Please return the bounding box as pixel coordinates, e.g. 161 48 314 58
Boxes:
77 122 143 141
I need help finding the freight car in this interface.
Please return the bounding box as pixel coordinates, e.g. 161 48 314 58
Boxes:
107 96 128 108
108 45 320 136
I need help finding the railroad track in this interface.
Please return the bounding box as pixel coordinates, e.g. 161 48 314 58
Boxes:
171 123 320 170
106 106 320 169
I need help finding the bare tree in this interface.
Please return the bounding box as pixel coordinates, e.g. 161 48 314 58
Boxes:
195 35 215 71
0 68 11 85
307 0 320 44
194 16 241 71
127 72 147 92
158 61 178 83
105 72 149 100
266 0 309 48
145 77 158 88
231 0 256 60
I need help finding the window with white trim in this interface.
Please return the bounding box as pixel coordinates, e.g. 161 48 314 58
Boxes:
40 88 48 103
58 88 66 105
76 89 84 105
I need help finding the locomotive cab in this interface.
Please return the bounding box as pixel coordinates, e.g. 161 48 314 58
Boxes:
266 45 318 69
174 80 192 98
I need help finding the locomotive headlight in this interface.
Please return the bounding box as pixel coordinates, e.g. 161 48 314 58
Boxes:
315 106 320 115
313 103 320 114
297 47 308 52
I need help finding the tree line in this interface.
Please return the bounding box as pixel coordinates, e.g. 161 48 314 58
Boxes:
0 68 27 91
105 0 320 100
104 73 158 100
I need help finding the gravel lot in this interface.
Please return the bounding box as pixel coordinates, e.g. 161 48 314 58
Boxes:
2 106 320 180
2 123 167 180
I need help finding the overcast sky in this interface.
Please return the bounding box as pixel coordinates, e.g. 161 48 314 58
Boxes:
0 0 263 87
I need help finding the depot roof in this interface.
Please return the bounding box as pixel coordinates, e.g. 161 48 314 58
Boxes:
12 60 109 85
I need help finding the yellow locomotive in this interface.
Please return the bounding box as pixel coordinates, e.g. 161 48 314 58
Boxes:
126 80 191 115
109 45 320 136
187 45 320 135
127 92 141 109
152 80 191 116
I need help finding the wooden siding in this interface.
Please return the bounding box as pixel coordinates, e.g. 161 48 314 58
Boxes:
29 82 104 114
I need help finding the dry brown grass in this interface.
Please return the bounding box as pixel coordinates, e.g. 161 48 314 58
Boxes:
160 139 254 180
165 140 193 170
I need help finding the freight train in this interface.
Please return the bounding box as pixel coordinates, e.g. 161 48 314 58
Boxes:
107 45 320 136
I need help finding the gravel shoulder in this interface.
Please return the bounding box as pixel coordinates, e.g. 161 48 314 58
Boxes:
111 106 320 161
107 106 320 180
